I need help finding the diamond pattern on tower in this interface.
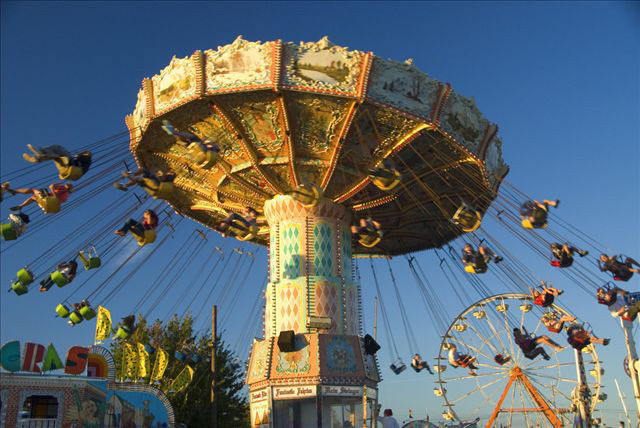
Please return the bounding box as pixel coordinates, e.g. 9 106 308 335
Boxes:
278 284 303 333
313 224 333 277
281 224 301 279
314 281 338 333
342 229 351 275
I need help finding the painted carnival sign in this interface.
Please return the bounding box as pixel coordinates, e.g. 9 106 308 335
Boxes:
272 385 316 400
0 341 95 375
321 385 362 397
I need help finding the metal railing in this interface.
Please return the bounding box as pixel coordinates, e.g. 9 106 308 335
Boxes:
18 419 57 428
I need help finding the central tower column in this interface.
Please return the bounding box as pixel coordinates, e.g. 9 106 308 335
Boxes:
246 195 380 428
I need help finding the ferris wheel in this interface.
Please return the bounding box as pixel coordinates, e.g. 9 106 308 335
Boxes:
434 293 604 427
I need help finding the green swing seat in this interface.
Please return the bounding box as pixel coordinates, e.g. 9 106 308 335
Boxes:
56 304 71 318
115 326 132 340
85 257 101 270
1 223 17 241
68 311 83 325
10 268 33 295
79 305 97 320
11 281 28 295
51 271 70 287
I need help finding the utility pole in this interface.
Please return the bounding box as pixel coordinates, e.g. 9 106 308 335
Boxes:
211 305 217 428
620 318 640 421
615 378 632 427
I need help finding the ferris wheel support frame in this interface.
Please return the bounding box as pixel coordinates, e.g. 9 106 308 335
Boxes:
573 348 592 427
485 366 562 428
621 318 640 421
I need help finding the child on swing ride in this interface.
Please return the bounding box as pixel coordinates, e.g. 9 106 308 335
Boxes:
513 327 563 361
161 120 220 167
549 242 588 268
218 207 258 238
519 198 559 229
114 209 158 238
596 286 640 322
114 168 176 195
461 243 503 273
541 312 576 334
447 344 479 376
598 253 640 282
566 324 609 351
411 353 434 374
530 281 563 308
5 182 73 212
40 260 79 292
22 144 92 180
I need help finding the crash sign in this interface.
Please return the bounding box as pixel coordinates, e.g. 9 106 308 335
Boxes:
0 341 90 375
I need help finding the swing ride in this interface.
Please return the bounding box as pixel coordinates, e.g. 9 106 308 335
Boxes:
1 36 639 427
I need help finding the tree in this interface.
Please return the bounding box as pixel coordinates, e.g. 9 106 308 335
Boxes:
110 313 249 427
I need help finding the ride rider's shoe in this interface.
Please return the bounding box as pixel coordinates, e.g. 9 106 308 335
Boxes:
543 354 551 361
10 206 21 212
22 153 39 163
578 250 589 257
113 182 128 191
603 338 610 346
494 256 503 264
0 182 11 202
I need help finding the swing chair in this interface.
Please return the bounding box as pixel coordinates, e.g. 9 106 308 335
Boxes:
79 304 96 320
143 181 175 200
131 228 156 246
541 312 562 333
368 165 401 191
35 193 61 214
390 359 407 375
1 223 17 241
68 311 84 325
464 262 487 274
50 270 71 288
358 229 383 248
188 144 219 169
55 303 71 318
286 183 322 208
56 164 84 181
10 268 34 295
78 247 101 270
115 324 133 340
451 201 482 233
225 219 258 241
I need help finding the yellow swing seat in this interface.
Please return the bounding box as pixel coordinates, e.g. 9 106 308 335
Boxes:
521 218 547 229
287 185 321 208
189 145 218 169
17 268 34 285
132 229 156 246
57 165 84 181
144 180 174 200
35 194 61 214
11 281 28 295
229 223 258 241
358 231 383 248
115 326 132 340
464 264 487 274
370 168 401 191
1 223 17 241
452 204 482 233
79 249 101 270
51 271 71 287
56 303 71 318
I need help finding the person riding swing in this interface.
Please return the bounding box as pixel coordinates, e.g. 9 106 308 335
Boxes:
368 160 401 191
513 327 563 361
1 212 30 241
541 312 576 334
596 285 640 322
114 209 158 246
219 207 259 240
598 253 640 282
161 120 220 169
22 144 92 181
114 168 176 199
447 343 479 376
461 243 502 274
549 242 588 268
566 324 609 351
351 217 383 248
6 182 73 214
519 198 559 229
411 353 434 374
530 282 563 308
40 259 79 292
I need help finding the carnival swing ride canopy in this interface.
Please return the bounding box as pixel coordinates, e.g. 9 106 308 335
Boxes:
127 36 508 254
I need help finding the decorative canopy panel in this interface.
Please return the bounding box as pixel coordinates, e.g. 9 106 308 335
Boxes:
127 36 508 256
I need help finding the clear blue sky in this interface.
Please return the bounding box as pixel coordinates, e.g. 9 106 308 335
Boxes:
1 1 638 425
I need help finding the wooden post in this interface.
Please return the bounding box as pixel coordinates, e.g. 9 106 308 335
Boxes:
211 305 217 428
